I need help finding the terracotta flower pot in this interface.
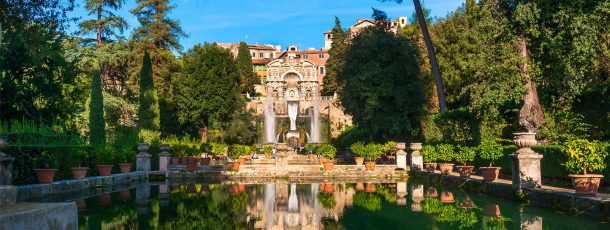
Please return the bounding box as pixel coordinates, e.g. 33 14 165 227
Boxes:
35 169 57 184
238 184 246 192
188 157 197 163
171 157 180 164
484 204 501 217
237 158 246 165
323 161 335 170
365 183 377 193
354 157 365 166
479 167 501 182
456 165 474 178
200 183 210 193
229 162 240 171
119 190 131 201
319 183 326 192
97 194 112 206
324 183 335 193
569 174 604 196
319 157 329 164
424 163 437 173
438 163 454 175
96 165 113 176
308 154 314 159
426 187 438 197
229 184 241 194
201 157 211 165
186 162 198 171
180 157 188 164
186 184 197 193
118 163 132 173
364 161 376 171
356 183 365 191
71 167 89 180
440 192 455 203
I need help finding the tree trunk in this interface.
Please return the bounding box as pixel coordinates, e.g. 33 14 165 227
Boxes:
96 5 102 46
517 34 545 133
200 119 209 143
413 0 447 113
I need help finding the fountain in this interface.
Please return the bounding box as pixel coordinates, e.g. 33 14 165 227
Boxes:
264 86 276 143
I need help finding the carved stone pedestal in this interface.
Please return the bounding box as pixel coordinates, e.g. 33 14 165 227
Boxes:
137 143 151 172
395 143 407 170
511 133 543 190
409 143 423 171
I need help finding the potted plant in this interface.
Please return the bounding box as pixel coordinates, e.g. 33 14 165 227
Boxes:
200 143 211 165
34 151 59 184
478 140 504 182
562 139 608 196
436 144 455 175
364 143 383 171
263 145 273 159
381 141 397 163
226 144 241 171
317 192 336 209
440 191 455 203
351 142 366 166
316 143 337 170
210 143 227 162
70 148 89 180
95 146 114 176
116 146 135 174
230 144 249 166
421 145 438 172
455 145 476 178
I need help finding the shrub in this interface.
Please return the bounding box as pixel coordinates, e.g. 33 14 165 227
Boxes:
316 143 337 160
562 139 608 175
33 151 59 169
436 143 455 163
263 145 273 154
228 144 250 160
478 140 504 167
94 145 116 165
382 141 397 155
210 143 227 156
455 145 476 166
420 145 437 163
317 192 336 209
364 143 384 161
350 142 366 157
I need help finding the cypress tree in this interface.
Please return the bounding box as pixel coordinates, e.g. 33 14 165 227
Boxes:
322 16 347 96
138 51 160 131
236 41 257 94
89 68 106 145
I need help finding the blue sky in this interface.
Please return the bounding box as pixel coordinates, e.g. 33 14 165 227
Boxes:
69 0 465 51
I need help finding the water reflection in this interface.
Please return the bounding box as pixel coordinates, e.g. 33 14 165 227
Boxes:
71 181 610 230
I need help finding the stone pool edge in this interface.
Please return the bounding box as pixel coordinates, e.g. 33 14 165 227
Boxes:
16 171 148 201
412 170 610 221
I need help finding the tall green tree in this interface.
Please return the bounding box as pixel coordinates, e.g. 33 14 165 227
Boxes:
322 16 346 96
79 0 128 46
176 44 241 143
236 42 257 94
0 0 85 124
137 51 160 131
130 0 186 51
89 68 106 145
336 9 426 141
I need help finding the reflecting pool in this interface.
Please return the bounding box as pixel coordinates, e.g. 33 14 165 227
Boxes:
36 180 610 229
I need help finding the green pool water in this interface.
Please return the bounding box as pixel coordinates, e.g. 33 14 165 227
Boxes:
61 180 608 229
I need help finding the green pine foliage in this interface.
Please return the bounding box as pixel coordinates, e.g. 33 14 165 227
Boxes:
89 69 106 145
236 41 257 94
137 51 161 131
79 0 128 45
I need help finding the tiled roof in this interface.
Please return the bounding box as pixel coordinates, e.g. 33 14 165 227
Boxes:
252 59 273 65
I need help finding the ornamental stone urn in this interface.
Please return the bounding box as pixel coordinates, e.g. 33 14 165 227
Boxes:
510 132 543 190
395 143 407 170
159 144 171 173
137 143 151 172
